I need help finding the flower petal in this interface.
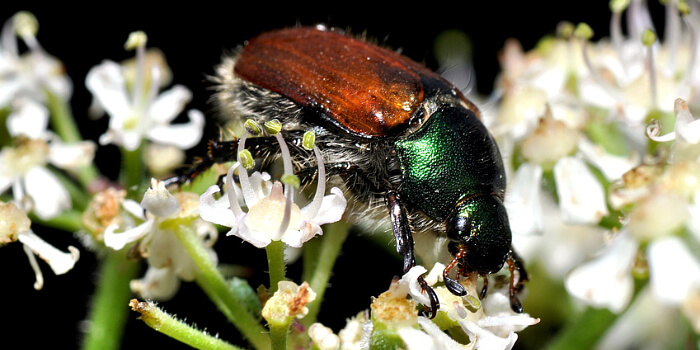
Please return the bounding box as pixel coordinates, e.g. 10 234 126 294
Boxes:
457 317 518 350
85 60 130 120
130 266 181 301
565 230 638 313
141 179 180 218
504 163 543 236
577 138 639 181
648 236 700 305
233 219 273 248
146 109 204 150
24 166 71 220
17 230 80 275
283 223 321 248
48 139 96 168
103 220 154 250
399 265 431 306
200 185 237 227
147 84 192 123
6 98 48 138
301 187 347 225
554 157 609 224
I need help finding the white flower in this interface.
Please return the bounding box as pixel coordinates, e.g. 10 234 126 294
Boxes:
85 31 204 152
397 263 538 350
0 98 95 220
565 230 638 313
0 12 72 107
579 2 696 127
504 115 611 230
308 323 341 350
553 156 610 224
199 131 347 249
261 281 317 323
0 201 79 290
103 179 218 300
398 317 470 350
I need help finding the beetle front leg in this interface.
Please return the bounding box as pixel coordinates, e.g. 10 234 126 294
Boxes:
506 248 528 313
385 190 439 318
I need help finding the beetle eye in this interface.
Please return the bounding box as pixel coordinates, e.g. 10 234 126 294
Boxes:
447 214 470 242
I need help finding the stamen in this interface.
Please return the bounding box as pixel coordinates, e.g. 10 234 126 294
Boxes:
681 14 698 89
642 28 658 109
13 11 40 51
125 31 148 107
224 162 244 217
609 0 629 75
665 0 681 72
23 243 43 290
302 145 326 220
144 65 161 112
577 23 626 102
273 130 295 238
236 132 257 206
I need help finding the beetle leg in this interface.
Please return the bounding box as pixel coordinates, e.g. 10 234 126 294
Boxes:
385 190 439 318
506 251 526 314
510 248 529 293
480 274 489 299
442 244 467 296
385 191 415 272
163 135 305 188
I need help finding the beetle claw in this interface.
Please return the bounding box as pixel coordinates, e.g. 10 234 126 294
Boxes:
418 275 440 319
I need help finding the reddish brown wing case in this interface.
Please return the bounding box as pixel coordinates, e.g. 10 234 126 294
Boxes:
234 26 445 137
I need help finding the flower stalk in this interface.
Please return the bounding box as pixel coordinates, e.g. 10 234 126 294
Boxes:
129 299 244 350
302 220 351 327
81 249 140 350
266 240 287 294
169 222 270 349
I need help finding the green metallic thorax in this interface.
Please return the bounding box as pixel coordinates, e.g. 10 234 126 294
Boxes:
394 105 506 222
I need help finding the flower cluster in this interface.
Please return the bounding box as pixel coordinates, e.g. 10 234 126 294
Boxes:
491 0 700 347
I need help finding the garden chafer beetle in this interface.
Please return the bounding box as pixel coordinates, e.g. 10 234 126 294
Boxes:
166 25 528 317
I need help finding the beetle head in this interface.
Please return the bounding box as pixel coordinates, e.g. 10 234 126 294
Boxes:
446 194 512 274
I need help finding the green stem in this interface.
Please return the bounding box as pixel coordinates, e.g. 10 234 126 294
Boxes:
30 208 83 232
122 142 146 198
269 322 289 350
81 249 140 350
172 223 270 350
302 221 350 327
266 240 287 294
129 299 244 350
45 89 99 187
543 307 618 350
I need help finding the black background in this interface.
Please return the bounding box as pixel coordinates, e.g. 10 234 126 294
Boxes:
1 2 666 349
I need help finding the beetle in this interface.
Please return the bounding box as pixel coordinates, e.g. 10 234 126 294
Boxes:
166 25 527 317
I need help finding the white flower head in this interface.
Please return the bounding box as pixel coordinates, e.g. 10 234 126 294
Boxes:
199 128 347 249
103 179 218 300
85 31 204 152
0 98 95 220
0 12 72 107
0 200 79 290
